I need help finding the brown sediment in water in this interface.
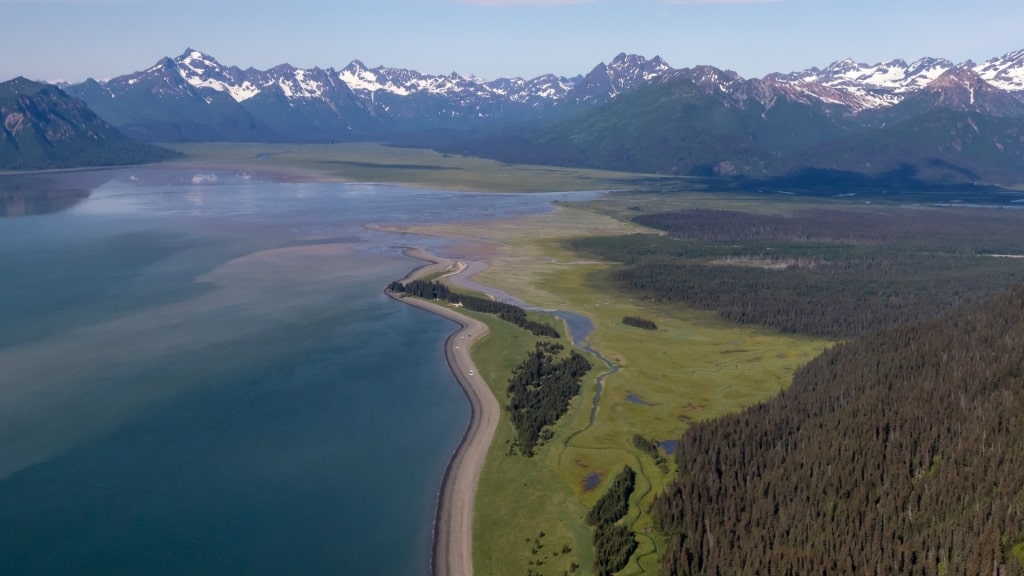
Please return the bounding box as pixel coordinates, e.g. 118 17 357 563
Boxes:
387 248 499 576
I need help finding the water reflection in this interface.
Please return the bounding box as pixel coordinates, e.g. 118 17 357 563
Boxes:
0 173 105 217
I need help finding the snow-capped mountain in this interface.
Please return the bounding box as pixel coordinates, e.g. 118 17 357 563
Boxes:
570 53 674 102
60 49 683 142
767 57 954 109
973 49 1024 92
60 47 1024 146
762 52 1024 113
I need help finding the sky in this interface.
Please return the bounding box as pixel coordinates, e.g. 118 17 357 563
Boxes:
4 0 1024 84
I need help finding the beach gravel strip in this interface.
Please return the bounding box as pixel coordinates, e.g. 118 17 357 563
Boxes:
387 249 500 576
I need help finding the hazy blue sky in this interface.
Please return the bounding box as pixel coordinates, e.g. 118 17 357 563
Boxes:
6 0 1024 83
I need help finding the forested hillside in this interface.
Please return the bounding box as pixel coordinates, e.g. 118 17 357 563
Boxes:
652 284 1024 575
0 77 176 170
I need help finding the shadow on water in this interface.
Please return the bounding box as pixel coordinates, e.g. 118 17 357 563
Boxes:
0 172 111 217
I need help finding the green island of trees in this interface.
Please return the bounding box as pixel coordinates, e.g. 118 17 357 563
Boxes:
506 341 591 456
387 279 560 338
586 466 639 576
621 316 657 330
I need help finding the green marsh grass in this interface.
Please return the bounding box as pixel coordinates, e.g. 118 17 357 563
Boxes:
457 309 598 576
416 201 830 575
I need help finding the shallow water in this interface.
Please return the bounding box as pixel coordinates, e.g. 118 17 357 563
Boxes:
660 439 680 456
0 168 598 575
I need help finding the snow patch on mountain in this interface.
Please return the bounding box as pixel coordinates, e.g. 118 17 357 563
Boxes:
186 75 259 102
769 57 955 110
973 49 1024 92
175 49 260 101
72 47 1024 126
338 61 412 96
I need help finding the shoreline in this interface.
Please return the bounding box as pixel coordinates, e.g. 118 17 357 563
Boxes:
386 248 500 576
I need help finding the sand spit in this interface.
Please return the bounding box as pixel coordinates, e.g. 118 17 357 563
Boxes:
387 248 500 576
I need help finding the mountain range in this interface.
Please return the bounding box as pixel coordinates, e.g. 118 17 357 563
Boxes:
58 49 674 143
17 48 1024 184
62 48 1024 132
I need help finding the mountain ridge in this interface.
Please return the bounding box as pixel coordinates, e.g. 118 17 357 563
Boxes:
32 47 1024 184
61 47 1024 114
0 77 176 170
55 48 1024 144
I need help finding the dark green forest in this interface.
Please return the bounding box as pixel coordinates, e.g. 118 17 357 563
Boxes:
651 284 1024 575
621 316 657 330
587 466 639 576
506 342 591 456
586 466 636 527
571 207 1024 338
565 203 1024 574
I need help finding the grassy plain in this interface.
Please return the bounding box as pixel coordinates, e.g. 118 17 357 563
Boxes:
163 142 669 193
406 199 830 576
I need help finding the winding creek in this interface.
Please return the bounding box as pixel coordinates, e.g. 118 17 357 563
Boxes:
548 310 619 428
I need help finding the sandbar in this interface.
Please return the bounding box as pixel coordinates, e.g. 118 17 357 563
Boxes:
386 248 499 576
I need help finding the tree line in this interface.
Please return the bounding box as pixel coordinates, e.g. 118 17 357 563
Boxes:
388 279 560 338
506 342 591 456
651 284 1024 575
610 253 1024 338
634 207 1024 254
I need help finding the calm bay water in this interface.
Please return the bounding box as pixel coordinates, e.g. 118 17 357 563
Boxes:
0 168 596 575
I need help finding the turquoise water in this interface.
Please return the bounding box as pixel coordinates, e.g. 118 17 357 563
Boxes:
0 169 596 575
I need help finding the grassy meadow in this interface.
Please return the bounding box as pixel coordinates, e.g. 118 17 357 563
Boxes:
414 201 830 576
462 309 598 576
